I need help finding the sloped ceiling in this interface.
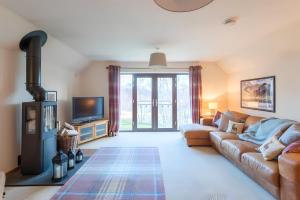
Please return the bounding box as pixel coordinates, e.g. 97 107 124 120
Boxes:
0 0 300 71
0 5 89 71
218 19 300 74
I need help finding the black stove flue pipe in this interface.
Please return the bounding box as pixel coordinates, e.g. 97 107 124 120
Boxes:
19 30 48 101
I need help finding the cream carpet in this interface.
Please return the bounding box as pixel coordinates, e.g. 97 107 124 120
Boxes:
5 132 275 200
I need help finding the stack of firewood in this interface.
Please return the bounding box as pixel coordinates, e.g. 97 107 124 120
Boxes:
57 123 79 153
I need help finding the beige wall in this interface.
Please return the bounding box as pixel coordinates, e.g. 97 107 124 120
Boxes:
219 20 300 121
74 61 228 118
201 62 228 115
0 6 88 172
73 62 109 119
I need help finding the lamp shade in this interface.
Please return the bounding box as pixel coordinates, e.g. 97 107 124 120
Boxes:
154 0 214 12
208 102 218 110
149 52 167 67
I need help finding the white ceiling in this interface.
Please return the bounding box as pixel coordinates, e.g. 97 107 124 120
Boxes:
0 0 300 62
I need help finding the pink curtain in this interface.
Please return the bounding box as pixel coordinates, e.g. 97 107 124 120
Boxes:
189 66 203 124
108 65 120 136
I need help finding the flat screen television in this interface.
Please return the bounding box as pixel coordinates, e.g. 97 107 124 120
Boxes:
72 97 104 123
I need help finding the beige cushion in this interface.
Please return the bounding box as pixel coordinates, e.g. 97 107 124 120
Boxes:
258 136 285 161
226 120 245 134
218 111 249 131
218 113 240 131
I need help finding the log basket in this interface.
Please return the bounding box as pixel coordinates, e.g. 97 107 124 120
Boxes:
57 135 78 154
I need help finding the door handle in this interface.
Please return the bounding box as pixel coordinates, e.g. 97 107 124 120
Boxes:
155 99 158 107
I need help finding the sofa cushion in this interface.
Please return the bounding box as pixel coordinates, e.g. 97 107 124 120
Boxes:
221 140 258 162
230 111 249 122
279 123 300 146
218 111 249 131
226 120 245 134
244 116 264 130
210 132 239 148
181 124 217 139
212 111 222 127
258 136 286 161
244 121 261 134
242 152 279 186
283 140 300 154
218 113 240 131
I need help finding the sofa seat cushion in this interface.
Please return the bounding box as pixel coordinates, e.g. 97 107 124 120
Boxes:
242 152 279 186
210 132 239 147
181 124 217 139
221 140 259 162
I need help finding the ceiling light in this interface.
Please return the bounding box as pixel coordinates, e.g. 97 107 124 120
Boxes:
154 0 214 12
149 48 167 67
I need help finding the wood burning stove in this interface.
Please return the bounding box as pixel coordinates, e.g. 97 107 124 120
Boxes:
20 30 58 175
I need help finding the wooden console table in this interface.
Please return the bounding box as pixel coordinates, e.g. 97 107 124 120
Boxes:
73 120 108 144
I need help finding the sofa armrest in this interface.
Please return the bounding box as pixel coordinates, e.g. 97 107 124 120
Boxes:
279 153 300 200
200 118 213 126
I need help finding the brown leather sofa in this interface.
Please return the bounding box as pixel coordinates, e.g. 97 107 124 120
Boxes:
181 113 300 200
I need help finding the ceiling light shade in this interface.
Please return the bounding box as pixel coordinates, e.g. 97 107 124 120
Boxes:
149 52 167 66
154 0 214 12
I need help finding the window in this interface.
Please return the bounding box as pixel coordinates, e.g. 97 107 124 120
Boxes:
120 74 133 131
120 73 191 131
177 75 191 129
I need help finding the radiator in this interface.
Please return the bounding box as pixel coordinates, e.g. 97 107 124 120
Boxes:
0 172 4 200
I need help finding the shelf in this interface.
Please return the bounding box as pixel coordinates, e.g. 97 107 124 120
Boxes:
80 132 93 137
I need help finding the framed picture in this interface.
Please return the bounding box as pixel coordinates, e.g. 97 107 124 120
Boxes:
240 76 275 112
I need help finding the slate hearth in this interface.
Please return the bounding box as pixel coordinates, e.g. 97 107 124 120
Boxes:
6 149 96 186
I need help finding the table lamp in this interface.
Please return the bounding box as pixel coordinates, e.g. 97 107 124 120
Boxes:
208 102 218 116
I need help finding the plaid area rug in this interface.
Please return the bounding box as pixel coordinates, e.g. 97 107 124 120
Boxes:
51 147 166 200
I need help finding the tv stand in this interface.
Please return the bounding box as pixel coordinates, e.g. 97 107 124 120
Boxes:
73 120 108 144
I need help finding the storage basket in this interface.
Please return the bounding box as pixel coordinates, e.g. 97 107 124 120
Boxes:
57 135 78 154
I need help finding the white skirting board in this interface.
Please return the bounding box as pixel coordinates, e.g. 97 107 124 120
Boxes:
0 171 5 200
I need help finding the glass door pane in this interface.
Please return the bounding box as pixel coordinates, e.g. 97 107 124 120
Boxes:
177 75 192 129
120 75 133 131
137 77 152 129
157 77 173 129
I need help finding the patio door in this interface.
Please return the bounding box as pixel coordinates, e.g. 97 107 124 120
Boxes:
133 74 177 131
